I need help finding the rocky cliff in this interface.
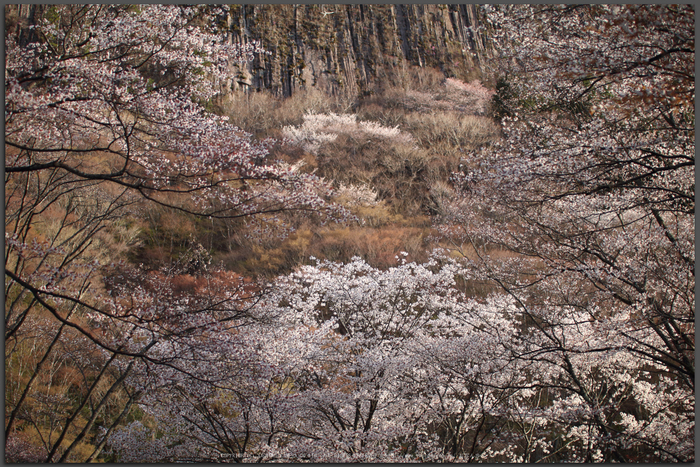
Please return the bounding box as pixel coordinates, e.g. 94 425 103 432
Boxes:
5 4 491 98
224 4 491 97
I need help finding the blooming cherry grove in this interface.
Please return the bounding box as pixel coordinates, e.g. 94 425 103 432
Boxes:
107 248 694 461
107 255 525 461
439 4 694 461
5 5 343 461
5 4 693 463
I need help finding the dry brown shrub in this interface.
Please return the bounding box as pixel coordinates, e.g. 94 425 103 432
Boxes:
346 226 431 268
274 87 356 124
382 63 446 93
363 65 497 118
354 104 410 135
347 202 403 229
169 274 198 293
313 134 433 215
215 87 356 137
214 91 279 136
219 220 435 276
226 227 316 278
404 111 499 149
378 88 438 113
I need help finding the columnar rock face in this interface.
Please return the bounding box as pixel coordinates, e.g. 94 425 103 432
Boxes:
5 4 490 98
225 4 491 97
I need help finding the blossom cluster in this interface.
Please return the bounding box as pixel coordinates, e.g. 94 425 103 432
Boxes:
106 253 693 462
282 112 415 155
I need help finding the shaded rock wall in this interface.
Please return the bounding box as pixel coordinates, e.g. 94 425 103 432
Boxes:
4 4 491 99
225 4 491 97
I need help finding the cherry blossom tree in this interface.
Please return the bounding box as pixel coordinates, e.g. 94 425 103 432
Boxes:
439 4 694 462
106 252 693 461
105 255 538 462
4 4 343 462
